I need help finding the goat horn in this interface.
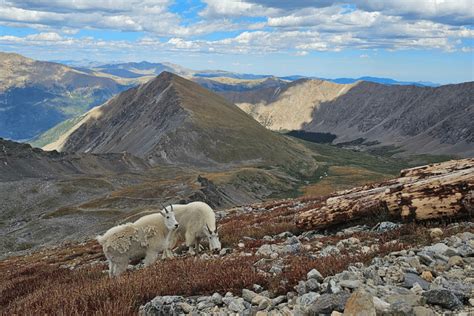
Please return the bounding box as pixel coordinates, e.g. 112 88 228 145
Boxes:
170 204 174 212
160 204 168 213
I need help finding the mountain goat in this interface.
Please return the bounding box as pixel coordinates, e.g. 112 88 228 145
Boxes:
97 205 179 277
167 201 221 256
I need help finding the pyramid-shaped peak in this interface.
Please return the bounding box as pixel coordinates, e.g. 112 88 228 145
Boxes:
157 70 180 81
43 71 314 168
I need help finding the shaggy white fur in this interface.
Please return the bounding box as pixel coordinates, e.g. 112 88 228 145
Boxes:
97 207 178 277
167 201 221 256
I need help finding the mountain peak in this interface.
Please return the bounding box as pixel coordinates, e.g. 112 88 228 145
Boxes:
43 73 315 169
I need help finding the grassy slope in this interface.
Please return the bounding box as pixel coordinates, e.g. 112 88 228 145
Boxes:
29 115 85 148
286 141 452 197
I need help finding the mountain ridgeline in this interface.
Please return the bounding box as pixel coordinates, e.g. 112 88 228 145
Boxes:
215 78 474 157
42 72 317 171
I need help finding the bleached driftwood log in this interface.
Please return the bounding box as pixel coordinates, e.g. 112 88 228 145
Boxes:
296 159 474 230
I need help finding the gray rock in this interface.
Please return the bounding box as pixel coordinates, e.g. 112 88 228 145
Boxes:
282 243 302 254
425 243 449 255
457 244 474 257
320 245 340 257
307 268 324 282
459 232 474 241
256 244 276 257
256 242 301 256
272 295 287 306
339 279 362 289
227 298 246 313
373 296 391 313
372 221 400 232
197 300 215 310
413 306 437 316
418 252 435 266
307 292 351 315
385 294 422 309
305 278 320 291
285 236 300 245
211 293 223 305
336 237 360 250
140 296 186 316
423 289 464 310
242 289 258 303
299 292 320 306
328 279 342 294
270 264 283 274
403 272 431 290
341 225 369 234
390 300 414 315
295 281 307 295
444 247 459 257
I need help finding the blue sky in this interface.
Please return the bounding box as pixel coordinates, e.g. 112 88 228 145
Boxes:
0 0 473 84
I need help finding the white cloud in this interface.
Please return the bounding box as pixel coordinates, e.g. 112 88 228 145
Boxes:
295 50 308 56
199 0 278 17
26 32 63 41
0 0 471 56
356 0 474 25
359 54 369 58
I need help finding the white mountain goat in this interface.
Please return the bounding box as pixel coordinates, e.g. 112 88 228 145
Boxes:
96 205 179 277
166 201 221 256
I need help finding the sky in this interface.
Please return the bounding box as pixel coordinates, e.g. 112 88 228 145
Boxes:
0 0 473 84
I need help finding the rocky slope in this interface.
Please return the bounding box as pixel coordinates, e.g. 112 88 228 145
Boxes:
0 52 129 140
1 159 472 315
0 138 149 181
42 72 317 170
226 79 473 157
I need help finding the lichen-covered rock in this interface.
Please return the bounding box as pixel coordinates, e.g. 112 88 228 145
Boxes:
139 296 187 316
423 289 464 310
343 289 376 316
308 292 351 315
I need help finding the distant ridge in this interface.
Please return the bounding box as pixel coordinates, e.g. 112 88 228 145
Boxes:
226 78 473 157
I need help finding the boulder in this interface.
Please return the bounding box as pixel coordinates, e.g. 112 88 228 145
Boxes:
403 272 431 290
423 289 463 310
139 296 187 316
343 289 376 316
307 268 324 282
308 292 351 315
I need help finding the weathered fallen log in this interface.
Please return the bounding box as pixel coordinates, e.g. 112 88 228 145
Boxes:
296 159 474 230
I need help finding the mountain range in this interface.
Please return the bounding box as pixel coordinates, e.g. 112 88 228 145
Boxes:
0 52 131 140
60 58 440 86
226 78 473 157
1 52 472 158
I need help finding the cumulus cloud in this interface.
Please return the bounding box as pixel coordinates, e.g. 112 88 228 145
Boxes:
199 0 277 17
246 0 474 25
0 0 472 56
295 50 308 56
